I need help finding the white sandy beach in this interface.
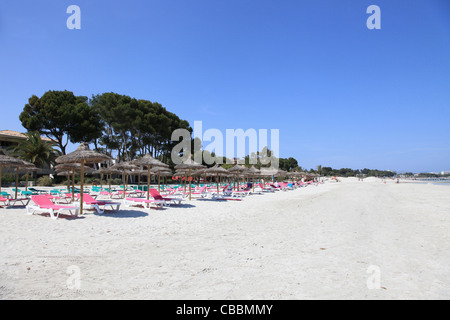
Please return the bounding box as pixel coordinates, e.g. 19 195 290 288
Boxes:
0 178 449 300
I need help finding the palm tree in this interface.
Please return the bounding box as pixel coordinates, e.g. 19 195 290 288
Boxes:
8 131 60 167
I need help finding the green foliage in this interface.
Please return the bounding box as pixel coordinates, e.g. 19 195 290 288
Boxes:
1 173 16 183
110 178 122 185
417 172 440 178
279 157 299 171
19 90 102 154
91 92 191 161
36 176 53 186
8 131 60 167
317 167 395 177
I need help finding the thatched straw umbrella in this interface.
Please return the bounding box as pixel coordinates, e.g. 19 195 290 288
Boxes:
56 170 74 195
246 166 260 192
55 165 95 201
173 169 189 192
150 167 172 192
287 171 302 184
191 168 206 187
275 169 288 180
55 143 111 215
150 168 172 192
10 159 38 199
159 170 173 191
110 162 138 199
258 166 278 186
91 167 107 188
15 160 38 192
132 154 169 201
125 169 148 187
204 164 229 193
92 167 120 192
55 163 82 196
174 158 205 200
228 164 247 191
0 150 24 195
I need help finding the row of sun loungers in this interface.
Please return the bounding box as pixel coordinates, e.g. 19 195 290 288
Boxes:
1 180 319 219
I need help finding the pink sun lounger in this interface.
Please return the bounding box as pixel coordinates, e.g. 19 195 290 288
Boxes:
0 196 30 207
27 195 79 220
148 188 184 206
75 193 121 214
122 197 165 209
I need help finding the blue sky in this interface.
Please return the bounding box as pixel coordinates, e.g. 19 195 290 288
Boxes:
1 0 449 172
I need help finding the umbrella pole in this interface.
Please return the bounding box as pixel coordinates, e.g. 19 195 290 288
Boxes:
25 170 29 191
217 173 219 193
15 166 19 199
72 170 75 201
80 160 85 215
0 165 2 194
189 168 192 201
147 167 151 201
122 169 126 199
158 172 161 192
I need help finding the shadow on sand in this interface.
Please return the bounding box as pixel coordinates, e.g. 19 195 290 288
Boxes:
92 209 151 218
167 203 196 208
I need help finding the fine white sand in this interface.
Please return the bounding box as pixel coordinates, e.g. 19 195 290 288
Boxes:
0 179 449 299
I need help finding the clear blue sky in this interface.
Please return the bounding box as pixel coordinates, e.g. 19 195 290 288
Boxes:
1 0 449 172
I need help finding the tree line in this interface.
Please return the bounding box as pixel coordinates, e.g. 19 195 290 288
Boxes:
19 90 191 163
17 90 395 178
314 166 395 177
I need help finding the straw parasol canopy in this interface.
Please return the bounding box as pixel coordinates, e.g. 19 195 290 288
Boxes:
56 171 72 176
17 160 37 192
132 154 169 200
93 167 121 191
246 166 260 192
149 167 172 191
10 159 38 197
259 167 279 177
126 169 147 187
174 158 205 200
110 161 138 198
247 166 260 176
55 143 111 215
0 150 24 194
227 164 247 190
9 159 38 199
275 169 288 178
55 163 81 171
154 167 173 191
55 163 82 195
204 164 229 193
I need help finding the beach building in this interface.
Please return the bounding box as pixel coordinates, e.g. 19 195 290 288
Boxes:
0 130 54 175
0 130 53 151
